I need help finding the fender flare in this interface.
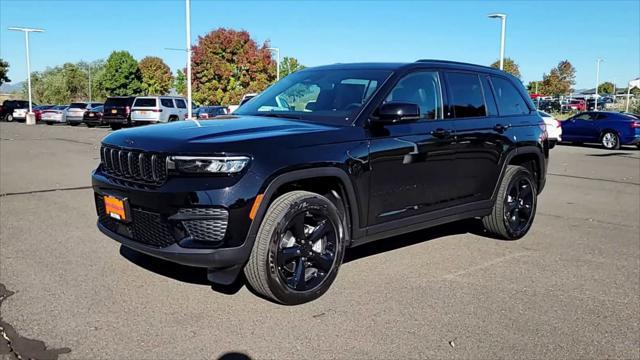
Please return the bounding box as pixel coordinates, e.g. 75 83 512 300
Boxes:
245 167 362 246
492 145 546 200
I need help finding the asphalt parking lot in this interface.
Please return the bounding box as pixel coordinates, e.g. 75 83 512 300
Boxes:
1 122 639 359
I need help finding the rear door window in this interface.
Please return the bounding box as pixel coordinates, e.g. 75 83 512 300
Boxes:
175 99 187 109
69 103 87 109
445 72 486 118
134 98 157 107
160 98 174 108
490 76 530 116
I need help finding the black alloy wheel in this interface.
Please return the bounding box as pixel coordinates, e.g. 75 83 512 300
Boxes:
245 191 346 305
275 209 337 292
503 176 535 236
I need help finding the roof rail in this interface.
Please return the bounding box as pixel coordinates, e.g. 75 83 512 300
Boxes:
415 59 496 70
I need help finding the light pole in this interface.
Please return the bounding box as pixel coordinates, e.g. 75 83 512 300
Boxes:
185 0 193 119
595 58 603 111
268 47 280 81
488 13 506 70
87 63 92 103
8 26 44 125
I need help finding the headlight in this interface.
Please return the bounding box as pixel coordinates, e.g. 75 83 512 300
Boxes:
168 156 250 174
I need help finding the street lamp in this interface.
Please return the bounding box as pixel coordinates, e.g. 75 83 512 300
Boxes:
185 0 193 119
268 47 280 81
8 26 44 125
487 13 507 70
595 58 603 111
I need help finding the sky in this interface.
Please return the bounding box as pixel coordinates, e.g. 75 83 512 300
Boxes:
1 0 639 90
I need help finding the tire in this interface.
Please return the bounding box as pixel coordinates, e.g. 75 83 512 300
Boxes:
45 121 53 125
68 122 79 126
244 191 347 305
110 124 122 130
169 116 178 122
482 165 537 240
601 131 620 150
86 123 95 128
6 114 14 122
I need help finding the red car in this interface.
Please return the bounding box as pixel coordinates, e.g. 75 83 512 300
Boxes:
562 99 586 112
33 105 55 122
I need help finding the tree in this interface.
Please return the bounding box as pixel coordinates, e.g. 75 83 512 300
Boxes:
597 81 614 94
0 58 9 86
541 60 576 97
191 28 276 105
101 51 142 96
280 57 305 78
173 69 186 96
139 56 173 95
490 58 521 79
527 81 544 94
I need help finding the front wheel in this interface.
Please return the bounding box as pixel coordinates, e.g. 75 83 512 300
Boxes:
110 124 122 130
244 191 347 305
482 165 537 240
601 131 620 150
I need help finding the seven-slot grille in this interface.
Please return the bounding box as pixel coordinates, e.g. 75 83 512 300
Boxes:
100 146 167 185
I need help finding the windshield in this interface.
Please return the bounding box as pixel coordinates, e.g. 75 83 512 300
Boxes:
69 103 87 109
235 68 392 124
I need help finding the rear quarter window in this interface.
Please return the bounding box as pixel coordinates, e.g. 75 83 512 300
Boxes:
491 77 530 116
175 99 187 109
160 99 174 107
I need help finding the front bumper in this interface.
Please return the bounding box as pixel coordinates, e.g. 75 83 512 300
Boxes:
92 168 262 271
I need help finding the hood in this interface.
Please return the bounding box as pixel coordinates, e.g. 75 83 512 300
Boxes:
102 115 343 153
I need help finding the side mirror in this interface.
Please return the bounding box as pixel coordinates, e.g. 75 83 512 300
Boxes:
373 102 420 124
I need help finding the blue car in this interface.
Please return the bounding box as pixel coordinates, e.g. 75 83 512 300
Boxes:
561 111 640 150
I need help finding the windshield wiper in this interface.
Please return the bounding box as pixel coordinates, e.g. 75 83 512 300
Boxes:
255 112 301 120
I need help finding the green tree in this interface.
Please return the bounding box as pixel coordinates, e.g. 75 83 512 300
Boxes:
0 58 9 86
541 60 576 97
527 81 544 94
597 81 614 94
490 58 521 79
139 56 173 95
280 56 305 78
191 28 276 105
173 69 186 96
101 51 142 96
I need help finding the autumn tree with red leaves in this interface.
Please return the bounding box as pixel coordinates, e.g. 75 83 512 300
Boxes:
191 28 276 105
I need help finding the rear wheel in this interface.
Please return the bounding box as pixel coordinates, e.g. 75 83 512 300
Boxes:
482 165 537 240
46 121 54 125
5 114 14 122
244 191 347 305
110 124 122 130
68 122 79 126
86 123 95 128
601 131 620 150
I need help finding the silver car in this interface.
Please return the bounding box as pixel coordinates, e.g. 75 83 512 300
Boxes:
66 102 103 126
41 105 69 125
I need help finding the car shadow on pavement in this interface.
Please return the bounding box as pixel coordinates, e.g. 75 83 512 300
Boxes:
119 219 489 296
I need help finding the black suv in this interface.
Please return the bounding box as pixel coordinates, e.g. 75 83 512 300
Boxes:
0 100 31 122
102 96 135 130
92 60 548 304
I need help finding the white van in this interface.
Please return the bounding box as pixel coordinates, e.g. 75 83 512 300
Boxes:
130 96 188 124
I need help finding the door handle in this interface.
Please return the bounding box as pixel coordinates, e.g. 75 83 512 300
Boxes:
430 128 451 138
493 123 510 133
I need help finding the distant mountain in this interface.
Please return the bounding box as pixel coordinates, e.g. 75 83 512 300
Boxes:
0 81 24 93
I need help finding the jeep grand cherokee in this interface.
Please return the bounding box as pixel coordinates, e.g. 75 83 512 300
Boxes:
92 60 548 305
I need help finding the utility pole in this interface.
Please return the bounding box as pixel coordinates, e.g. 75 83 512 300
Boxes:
595 58 603 111
8 26 44 125
185 0 193 119
488 13 507 70
268 47 280 81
